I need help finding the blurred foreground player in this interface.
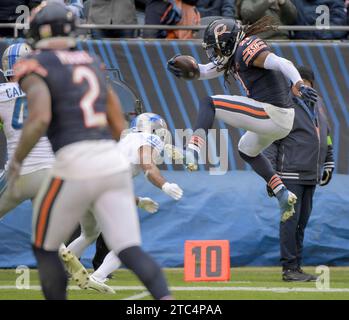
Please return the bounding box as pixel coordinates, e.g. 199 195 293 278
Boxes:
9 1 172 300
63 113 183 293
264 66 334 281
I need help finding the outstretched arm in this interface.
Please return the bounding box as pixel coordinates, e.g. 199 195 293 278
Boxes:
198 62 224 80
253 51 318 103
139 145 167 189
139 145 183 200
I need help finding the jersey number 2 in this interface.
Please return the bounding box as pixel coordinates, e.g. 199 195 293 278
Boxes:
73 66 107 128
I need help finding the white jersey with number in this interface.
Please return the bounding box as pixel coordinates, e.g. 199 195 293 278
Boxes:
118 131 164 177
0 82 54 175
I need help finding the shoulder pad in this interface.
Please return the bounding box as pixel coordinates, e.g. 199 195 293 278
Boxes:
238 36 269 67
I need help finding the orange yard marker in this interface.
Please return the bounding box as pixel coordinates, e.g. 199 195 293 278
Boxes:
184 240 230 282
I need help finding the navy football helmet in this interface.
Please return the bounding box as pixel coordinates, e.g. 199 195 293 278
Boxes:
202 19 245 67
25 1 76 48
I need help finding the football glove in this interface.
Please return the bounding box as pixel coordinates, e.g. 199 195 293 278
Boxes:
162 182 183 200
167 54 185 78
299 84 318 104
138 197 159 214
320 168 333 186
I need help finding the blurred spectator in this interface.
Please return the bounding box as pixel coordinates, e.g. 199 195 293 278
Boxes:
346 0 349 25
144 0 199 38
237 0 297 39
0 0 42 37
167 0 200 39
88 0 137 38
61 0 85 20
196 0 236 19
292 0 347 40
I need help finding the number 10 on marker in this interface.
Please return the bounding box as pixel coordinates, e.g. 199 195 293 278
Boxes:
184 240 230 282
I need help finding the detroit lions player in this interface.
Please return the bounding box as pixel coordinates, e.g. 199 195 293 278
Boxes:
63 113 183 293
167 17 318 222
0 43 54 217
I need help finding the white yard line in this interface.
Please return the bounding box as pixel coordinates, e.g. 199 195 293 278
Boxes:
1 285 349 293
122 291 150 300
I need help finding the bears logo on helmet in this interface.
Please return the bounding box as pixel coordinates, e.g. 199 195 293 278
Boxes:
202 18 245 67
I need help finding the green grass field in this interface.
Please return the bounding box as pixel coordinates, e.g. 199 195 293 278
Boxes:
0 267 348 300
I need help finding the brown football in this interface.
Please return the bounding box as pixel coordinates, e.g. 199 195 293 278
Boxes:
172 55 200 80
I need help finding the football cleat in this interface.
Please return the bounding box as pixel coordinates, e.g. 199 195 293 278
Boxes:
59 247 89 289
276 187 297 223
88 274 115 294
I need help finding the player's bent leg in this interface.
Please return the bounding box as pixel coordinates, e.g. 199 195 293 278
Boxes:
185 96 216 171
92 234 110 271
238 131 297 222
92 250 121 283
32 176 92 299
93 171 172 300
32 245 68 300
67 210 100 258
0 168 51 219
0 188 22 219
58 244 90 290
119 246 172 300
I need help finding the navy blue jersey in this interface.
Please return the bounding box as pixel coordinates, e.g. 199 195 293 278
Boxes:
233 36 294 109
18 49 112 153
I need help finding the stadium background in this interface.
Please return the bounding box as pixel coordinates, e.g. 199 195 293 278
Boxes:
0 39 348 268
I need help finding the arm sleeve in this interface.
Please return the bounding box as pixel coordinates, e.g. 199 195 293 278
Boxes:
198 62 224 80
263 53 302 85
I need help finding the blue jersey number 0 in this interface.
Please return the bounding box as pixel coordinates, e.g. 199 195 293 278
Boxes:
11 97 28 130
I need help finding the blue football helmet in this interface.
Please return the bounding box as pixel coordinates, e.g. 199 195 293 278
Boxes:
131 112 170 144
1 43 32 81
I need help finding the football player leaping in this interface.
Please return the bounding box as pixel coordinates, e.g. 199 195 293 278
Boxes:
0 43 54 218
167 17 318 222
62 112 183 293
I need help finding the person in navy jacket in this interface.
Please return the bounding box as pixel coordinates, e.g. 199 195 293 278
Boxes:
264 66 335 282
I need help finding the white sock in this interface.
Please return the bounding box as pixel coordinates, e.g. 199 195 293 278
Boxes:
67 235 93 258
92 251 121 281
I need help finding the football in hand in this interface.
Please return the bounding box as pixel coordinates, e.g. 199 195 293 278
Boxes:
172 55 200 80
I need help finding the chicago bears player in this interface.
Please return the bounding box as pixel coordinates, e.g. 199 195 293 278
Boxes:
0 43 105 292
62 112 183 293
167 17 318 221
0 43 54 218
9 1 172 300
